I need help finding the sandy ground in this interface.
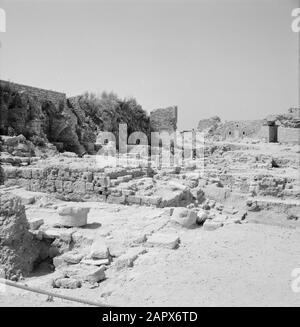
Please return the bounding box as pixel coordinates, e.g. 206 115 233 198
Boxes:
1 219 299 307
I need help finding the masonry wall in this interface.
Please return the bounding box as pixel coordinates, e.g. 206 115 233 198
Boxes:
278 127 300 145
0 80 66 107
3 165 146 202
217 120 264 139
150 106 178 132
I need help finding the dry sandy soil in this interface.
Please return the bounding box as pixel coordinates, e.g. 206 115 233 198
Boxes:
0 202 299 307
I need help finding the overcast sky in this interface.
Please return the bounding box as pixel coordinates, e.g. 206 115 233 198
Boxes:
0 0 299 129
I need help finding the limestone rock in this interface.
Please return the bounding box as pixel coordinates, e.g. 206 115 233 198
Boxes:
61 251 84 264
0 193 40 279
114 248 146 270
90 238 109 259
53 277 81 289
196 209 208 225
28 218 44 230
171 207 197 228
58 206 90 227
203 220 223 231
146 232 180 249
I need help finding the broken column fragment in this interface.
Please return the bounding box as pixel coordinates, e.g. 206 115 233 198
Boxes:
58 205 90 227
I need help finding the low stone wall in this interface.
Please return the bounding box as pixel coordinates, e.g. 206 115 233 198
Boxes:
3 165 146 201
278 127 300 145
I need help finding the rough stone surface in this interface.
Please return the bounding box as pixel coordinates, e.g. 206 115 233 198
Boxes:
90 238 109 259
146 233 180 249
58 206 90 227
171 208 197 228
203 220 223 231
0 193 40 279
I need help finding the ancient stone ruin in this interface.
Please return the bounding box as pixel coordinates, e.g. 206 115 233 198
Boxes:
0 80 299 306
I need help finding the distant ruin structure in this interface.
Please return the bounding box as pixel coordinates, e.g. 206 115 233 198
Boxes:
150 106 178 132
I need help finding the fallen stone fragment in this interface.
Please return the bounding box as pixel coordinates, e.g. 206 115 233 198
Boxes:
80 265 106 283
72 231 94 246
212 213 228 223
106 240 126 257
28 218 44 230
58 206 90 227
53 256 68 268
60 265 106 283
90 238 109 259
43 228 74 242
146 232 180 249
196 209 208 225
52 277 81 289
129 232 147 245
81 258 110 266
114 248 147 270
223 206 238 215
163 207 174 216
169 181 188 191
171 207 197 228
247 202 260 212
203 220 223 231
61 251 84 264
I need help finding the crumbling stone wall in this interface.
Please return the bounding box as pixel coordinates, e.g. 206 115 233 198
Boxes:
197 116 221 132
0 80 66 107
278 127 300 145
150 106 178 132
217 120 264 139
3 165 146 202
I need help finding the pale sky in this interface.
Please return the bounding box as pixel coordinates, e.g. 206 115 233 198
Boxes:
0 0 299 129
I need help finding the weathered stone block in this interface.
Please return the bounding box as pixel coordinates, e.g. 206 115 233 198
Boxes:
107 195 126 205
31 168 46 179
20 168 32 179
82 172 93 183
58 206 90 227
28 218 44 230
86 182 94 192
171 207 197 228
61 251 84 264
54 180 63 193
141 196 162 207
63 181 73 193
203 220 223 231
127 195 141 205
43 228 75 242
73 181 86 194
90 238 109 259
146 233 180 249
30 179 41 192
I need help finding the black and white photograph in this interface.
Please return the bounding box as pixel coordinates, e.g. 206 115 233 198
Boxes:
0 0 299 312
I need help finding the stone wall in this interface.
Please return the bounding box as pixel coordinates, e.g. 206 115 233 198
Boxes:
217 120 264 139
150 106 178 132
278 127 300 145
0 80 66 107
2 165 146 202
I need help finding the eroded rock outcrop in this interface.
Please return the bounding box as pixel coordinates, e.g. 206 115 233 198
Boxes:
0 193 40 279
